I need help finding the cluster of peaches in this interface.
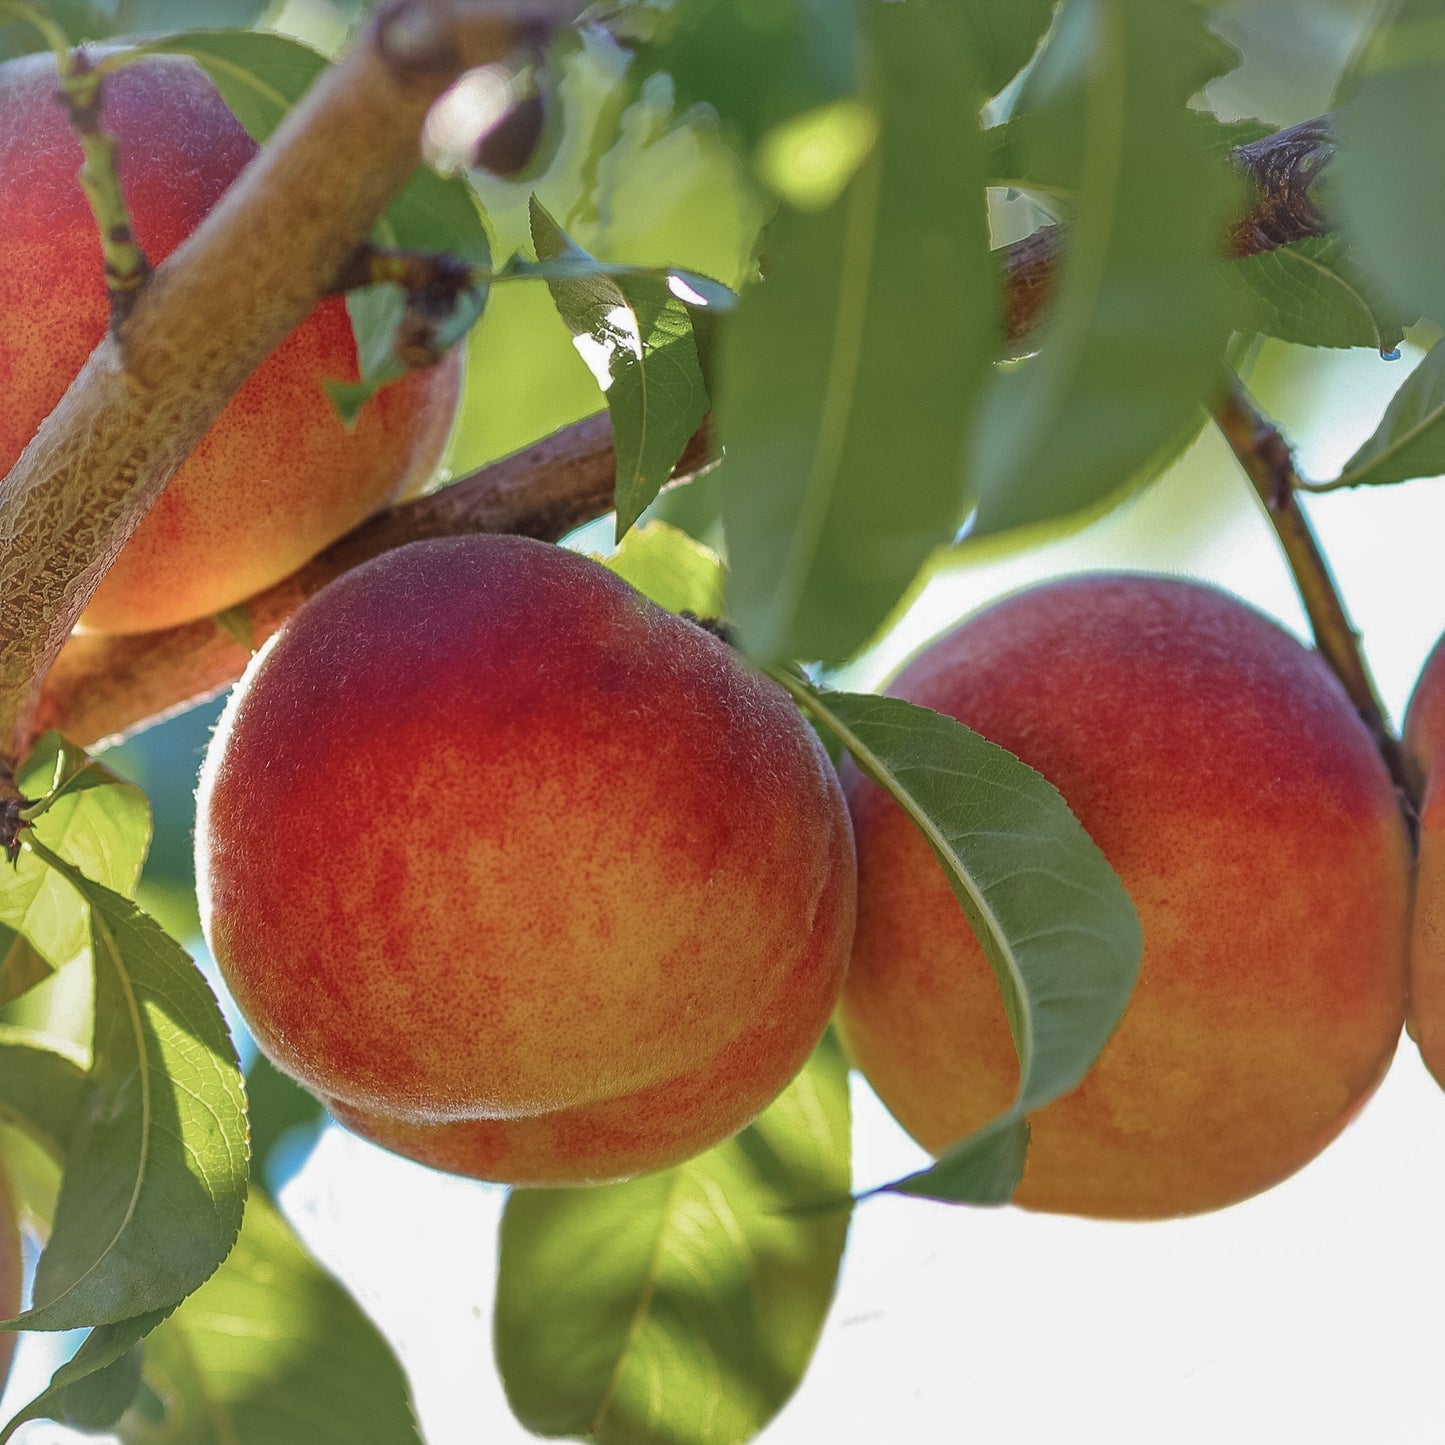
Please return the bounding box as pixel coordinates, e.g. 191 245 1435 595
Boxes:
1 60 1441 1361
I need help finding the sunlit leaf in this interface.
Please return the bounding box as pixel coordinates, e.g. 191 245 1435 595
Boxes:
116 1192 422 1445
600 521 726 618
532 198 710 538
496 1035 851 1445
0 733 150 1009
1335 336 1445 487
644 0 861 152
17 842 247 1333
778 682 1141 1204
720 0 997 664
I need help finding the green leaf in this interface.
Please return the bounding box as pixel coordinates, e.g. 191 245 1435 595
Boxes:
245 1054 325 1196
963 0 1058 98
1224 235 1407 353
720 0 998 665
601 521 727 618
15 841 247 1333
643 0 861 152
1335 336 1445 487
531 198 711 538
778 683 1141 1205
0 733 150 1009
0 1311 167 1445
1333 2 1445 326
496 1034 852 1445
116 1192 423 1445
0 1031 86 1160
967 0 1237 540
137 31 328 143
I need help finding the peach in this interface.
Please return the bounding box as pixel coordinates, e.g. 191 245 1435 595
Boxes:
1404 631 1445 1085
840 574 1409 1218
0 51 458 635
195 536 855 1185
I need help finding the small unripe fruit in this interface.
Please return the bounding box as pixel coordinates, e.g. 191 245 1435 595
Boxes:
841 574 1408 1219
196 536 856 1184
0 51 458 634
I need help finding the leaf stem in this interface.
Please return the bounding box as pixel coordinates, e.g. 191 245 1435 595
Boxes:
54 52 151 331
1210 368 1418 813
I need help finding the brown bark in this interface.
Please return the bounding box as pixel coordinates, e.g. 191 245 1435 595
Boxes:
0 0 569 760
13 94 1338 756
31 417 714 751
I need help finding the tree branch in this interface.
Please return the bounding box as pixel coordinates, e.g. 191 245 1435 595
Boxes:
30 416 714 752
1001 112 1335 348
1209 370 1415 812
4 87 1343 758
0 0 570 762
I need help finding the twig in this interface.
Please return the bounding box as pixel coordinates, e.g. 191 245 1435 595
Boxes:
55 50 151 329
1001 112 1335 349
0 1 573 764
1209 369 1416 811
28 415 715 752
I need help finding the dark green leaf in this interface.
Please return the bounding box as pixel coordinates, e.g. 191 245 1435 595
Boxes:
1225 235 1407 353
496 1035 852 1445
1336 336 1445 487
967 0 1237 541
532 198 710 537
962 0 1057 97
63 1339 146 1431
720 0 997 664
245 1054 325 1196
0 733 150 1009
644 0 861 151
601 521 726 618
0 1032 86 1160
116 1192 423 1445
18 841 247 1332
0 1311 167 1445
1333 2 1445 326
778 683 1141 1205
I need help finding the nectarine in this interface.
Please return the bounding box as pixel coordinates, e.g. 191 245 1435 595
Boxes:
0 51 458 634
1404 630 1445 1087
196 536 855 1185
840 574 1409 1218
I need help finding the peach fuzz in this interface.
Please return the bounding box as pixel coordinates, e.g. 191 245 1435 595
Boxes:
196 536 856 1185
0 51 457 635
1404 631 1445 1088
839 574 1409 1219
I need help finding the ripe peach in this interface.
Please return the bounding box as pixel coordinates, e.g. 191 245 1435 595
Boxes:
1404 631 1445 1086
840 575 1409 1218
195 536 855 1185
0 51 458 635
